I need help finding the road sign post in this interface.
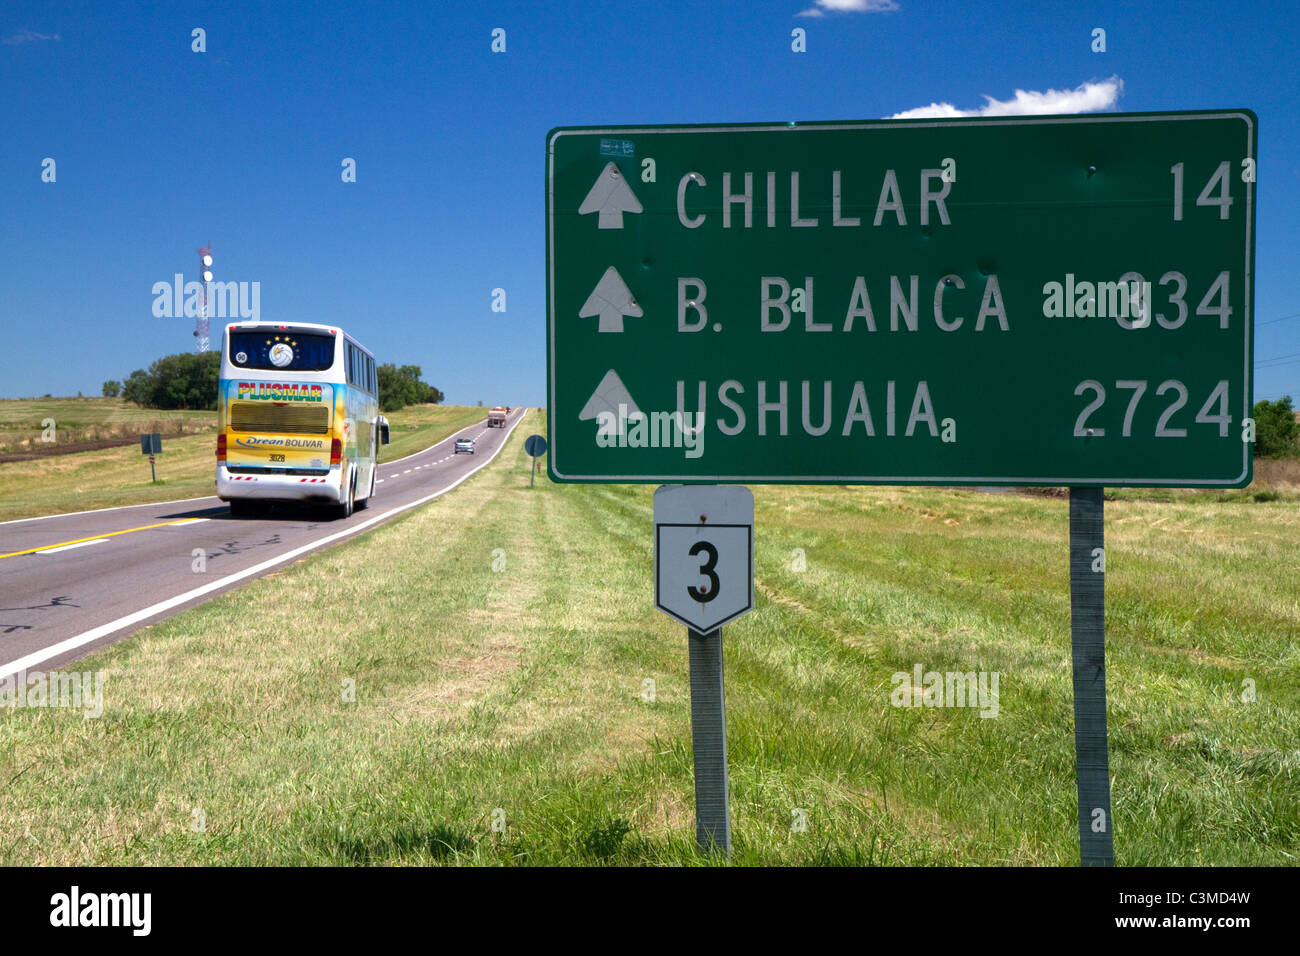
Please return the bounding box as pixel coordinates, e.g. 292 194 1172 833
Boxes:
654 485 753 856
1069 487 1114 865
524 434 548 487
140 433 162 483
687 626 729 854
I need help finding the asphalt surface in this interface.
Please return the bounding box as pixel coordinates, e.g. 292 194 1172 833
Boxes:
0 408 526 678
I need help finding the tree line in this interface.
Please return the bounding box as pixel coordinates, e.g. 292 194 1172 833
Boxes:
102 351 443 413
1251 396 1299 458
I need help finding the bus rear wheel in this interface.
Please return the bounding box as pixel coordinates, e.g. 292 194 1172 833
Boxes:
336 475 354 519
230 499 260 518
355 471 373 511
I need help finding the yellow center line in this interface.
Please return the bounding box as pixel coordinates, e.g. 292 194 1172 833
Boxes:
0 518 207 560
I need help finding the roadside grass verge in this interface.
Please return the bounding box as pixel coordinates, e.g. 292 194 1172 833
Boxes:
0 397 216 457
0 400 487 522
1 409 1295 865
0 432 220 524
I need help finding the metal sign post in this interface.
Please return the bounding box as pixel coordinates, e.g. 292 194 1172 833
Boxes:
654 485 753 856
687 626 729 853
140 433 162 483
524 434 548 488
1069 487 1114 865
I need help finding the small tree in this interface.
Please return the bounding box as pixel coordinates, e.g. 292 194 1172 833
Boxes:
102 380 122 397
377 363 443 412
1253 396 1300 458
121 369 151 406
119 352 219 409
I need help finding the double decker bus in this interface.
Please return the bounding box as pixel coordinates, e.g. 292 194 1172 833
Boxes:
216 321 388 518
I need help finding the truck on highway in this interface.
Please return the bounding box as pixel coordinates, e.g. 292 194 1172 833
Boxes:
487 406 508 427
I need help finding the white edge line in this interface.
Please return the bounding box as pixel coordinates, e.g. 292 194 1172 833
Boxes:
0 410 529 683
0 411 518 527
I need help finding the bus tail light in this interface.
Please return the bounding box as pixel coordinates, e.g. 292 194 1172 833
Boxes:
330 438 342 465
217 433 226 462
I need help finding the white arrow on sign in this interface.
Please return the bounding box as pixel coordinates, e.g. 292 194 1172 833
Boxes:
578 161 643 229
580 266 643 333
579 369 640 439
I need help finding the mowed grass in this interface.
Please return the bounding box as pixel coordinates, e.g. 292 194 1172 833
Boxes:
0 399 487 522
2 409 1295 866
0 397 216 455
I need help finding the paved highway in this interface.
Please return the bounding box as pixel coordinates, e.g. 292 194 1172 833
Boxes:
0 408 526 679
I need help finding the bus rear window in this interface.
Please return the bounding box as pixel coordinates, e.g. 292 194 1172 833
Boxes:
228 331 336 372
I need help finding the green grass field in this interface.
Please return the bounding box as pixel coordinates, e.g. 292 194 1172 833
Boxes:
2 409 1295 866
0 399 487 522
0 397 216 456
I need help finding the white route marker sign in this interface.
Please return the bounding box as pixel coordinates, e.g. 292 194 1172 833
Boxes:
654 485 753 633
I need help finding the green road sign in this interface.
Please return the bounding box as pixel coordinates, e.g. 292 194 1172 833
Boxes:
546 110 1256 486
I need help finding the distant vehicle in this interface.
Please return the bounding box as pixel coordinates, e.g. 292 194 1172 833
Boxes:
216 320 389 519
454 437 476 454
487 406 508 427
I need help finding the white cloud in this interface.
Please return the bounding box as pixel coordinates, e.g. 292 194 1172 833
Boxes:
1 29 61 45
888 76 1123 119
797 0 899 17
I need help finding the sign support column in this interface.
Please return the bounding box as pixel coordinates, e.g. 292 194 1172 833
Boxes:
524 434 548 488
687 626 730 854
141 432 162 484
1069 486 1114 866
654 485 753 857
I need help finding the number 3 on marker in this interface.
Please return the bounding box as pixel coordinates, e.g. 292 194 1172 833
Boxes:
687 541 720 603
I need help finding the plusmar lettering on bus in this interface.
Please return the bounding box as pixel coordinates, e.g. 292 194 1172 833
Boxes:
236 382 325 402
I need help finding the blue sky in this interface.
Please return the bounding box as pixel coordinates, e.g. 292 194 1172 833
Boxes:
1 0 1297 406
